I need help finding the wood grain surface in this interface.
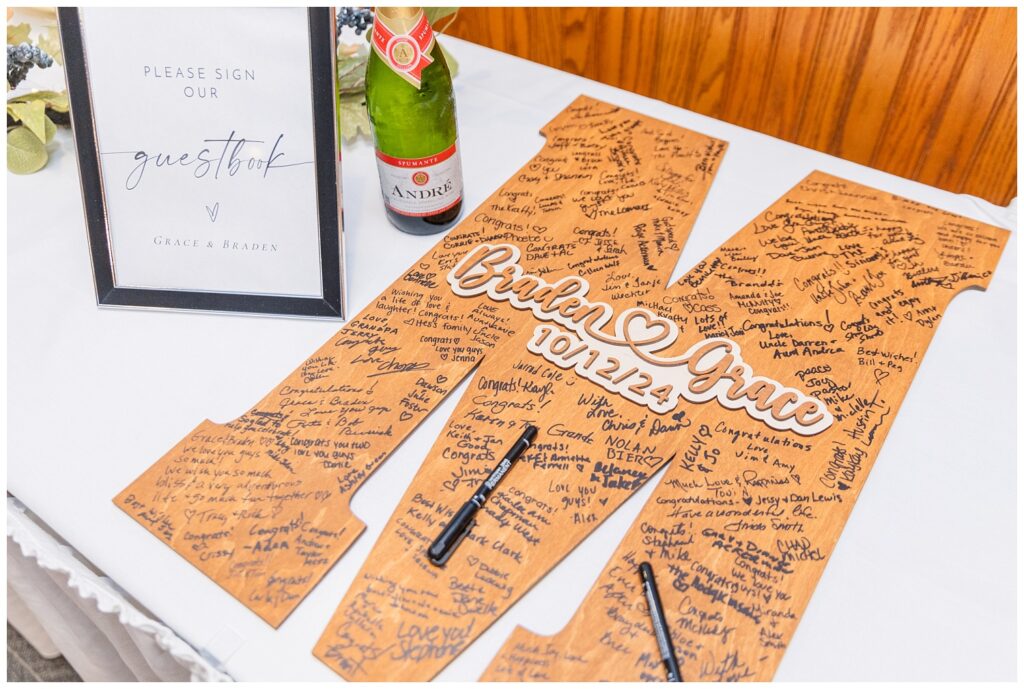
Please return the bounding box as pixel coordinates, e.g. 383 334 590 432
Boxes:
311 97 735 675
110 93 1011 680
312 146 1009 679
477 171 1009 681
114 96 726 628
447 7 1017 205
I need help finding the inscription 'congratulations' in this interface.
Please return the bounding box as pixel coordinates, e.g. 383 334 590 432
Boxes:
448 244 833 436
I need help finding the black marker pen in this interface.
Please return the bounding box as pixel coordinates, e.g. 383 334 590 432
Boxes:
428 424 538 566
639 561 682 682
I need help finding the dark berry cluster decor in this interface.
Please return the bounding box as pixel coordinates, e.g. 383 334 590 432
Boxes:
336 7 373 36
7 42 54 89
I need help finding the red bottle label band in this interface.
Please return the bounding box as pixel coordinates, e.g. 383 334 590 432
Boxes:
376 142 463 217
376 144 459 168
372 9 436 89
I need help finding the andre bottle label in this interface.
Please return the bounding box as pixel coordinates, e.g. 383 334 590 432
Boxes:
367 7 464 233
371 8 436 89
375 141 463 217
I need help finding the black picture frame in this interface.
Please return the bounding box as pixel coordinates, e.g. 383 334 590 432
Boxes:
57 7 345 319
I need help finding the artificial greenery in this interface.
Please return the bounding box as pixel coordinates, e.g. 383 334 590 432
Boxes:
336 7 459 143
7 15 67 175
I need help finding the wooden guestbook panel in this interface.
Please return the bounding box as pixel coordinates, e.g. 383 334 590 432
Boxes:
477 173 1008 681
314 169 1008 681
112 93 1011 680
447 7 1017 205
115 96 726 628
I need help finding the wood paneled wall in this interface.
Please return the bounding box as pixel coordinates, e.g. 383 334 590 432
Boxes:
448 7 1017 205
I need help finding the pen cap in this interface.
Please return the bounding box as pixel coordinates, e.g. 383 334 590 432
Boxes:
522 424 538 443
427 500 478 566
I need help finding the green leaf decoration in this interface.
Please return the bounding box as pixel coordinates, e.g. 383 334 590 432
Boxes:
43 114 57 143
424 7 458 30
337 94 372 143
51 90 71 112
7 23 31 46
38 26 63 66
336 42 369 95
438 39 459 78
7 125 48 174
9 90 69 112
7 99 47 142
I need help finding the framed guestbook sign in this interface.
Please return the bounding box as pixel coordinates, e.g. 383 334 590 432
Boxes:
58 7 344 318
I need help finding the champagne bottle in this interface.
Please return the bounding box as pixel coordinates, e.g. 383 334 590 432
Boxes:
366 7 464 235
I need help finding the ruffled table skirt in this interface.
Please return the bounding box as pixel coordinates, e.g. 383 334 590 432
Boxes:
7 498 231 682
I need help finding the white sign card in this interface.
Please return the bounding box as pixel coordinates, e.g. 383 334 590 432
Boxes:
59 8 344 318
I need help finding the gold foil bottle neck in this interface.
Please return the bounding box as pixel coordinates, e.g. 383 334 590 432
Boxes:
376 6 421 33
378 7 419 20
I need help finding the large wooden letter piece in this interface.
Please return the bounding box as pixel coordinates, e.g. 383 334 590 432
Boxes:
312 172 1007 681
114 95 727 627
480 172 1009 681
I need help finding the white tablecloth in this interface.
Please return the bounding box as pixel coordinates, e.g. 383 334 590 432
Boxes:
7 498 230 681
7 33 1017 681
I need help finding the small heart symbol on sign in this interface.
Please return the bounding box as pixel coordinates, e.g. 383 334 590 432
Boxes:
467 556 479 567
823 322 834 333
903 311 913 321
598 497 608 506
419 262 431 270
622 309 673 347
399 411 413 421
576 463 585 472
442 479 457 492
837 481 850 491
183 508 196 522
206 202 219 222
742 495 752 506
873 368 890 385
436 374 448 385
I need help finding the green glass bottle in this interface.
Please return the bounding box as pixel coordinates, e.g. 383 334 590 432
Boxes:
366 7 463 235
